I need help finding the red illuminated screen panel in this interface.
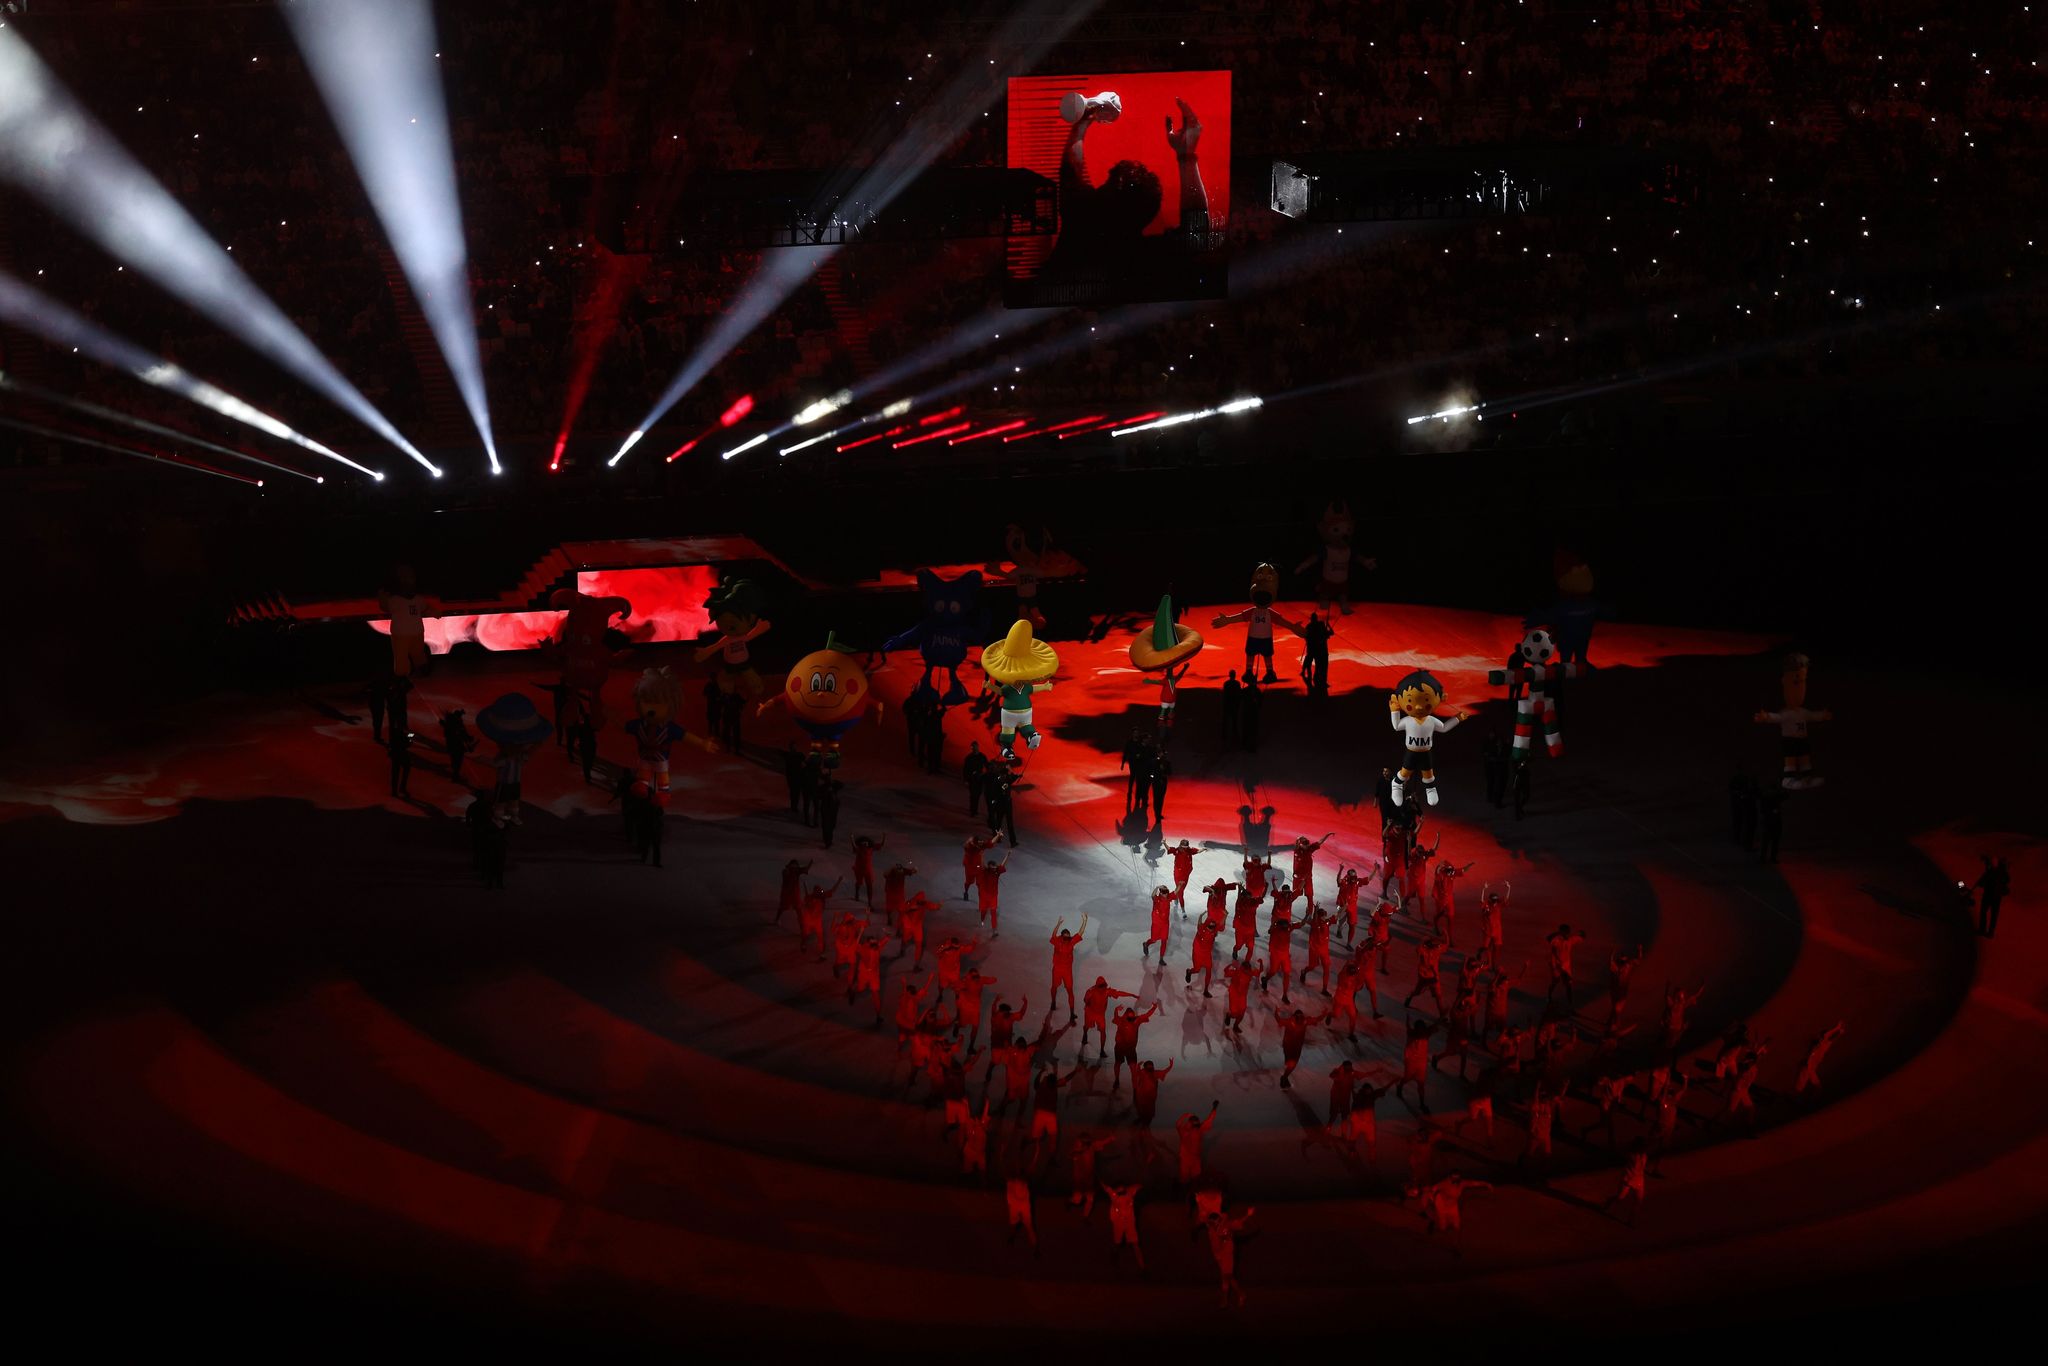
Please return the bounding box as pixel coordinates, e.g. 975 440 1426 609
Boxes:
1006 70 1231 308
373 565 716 655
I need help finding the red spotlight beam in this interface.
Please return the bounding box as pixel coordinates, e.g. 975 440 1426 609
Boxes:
892 421 972 449
837 424 910 452
1058 411 1166 439
1002 414 1106 443
948 419 1028 446
915 405 966 426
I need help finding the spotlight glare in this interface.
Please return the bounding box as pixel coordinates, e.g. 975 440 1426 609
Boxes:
721 431 771 461
792 389 851 425
718 393 756 427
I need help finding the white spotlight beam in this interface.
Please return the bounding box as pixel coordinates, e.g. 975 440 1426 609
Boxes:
612 0 1102 465
1406 402 1480 424
0 27 438 475
720 431 771 461
0 268 382 479
0 413 264 487
1112 396 1262 437
284 0 497 474
0 371 320 482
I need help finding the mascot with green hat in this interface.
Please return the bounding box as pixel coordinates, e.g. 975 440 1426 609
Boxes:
1129 594 1204 736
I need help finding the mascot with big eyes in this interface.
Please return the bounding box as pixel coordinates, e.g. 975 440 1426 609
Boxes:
758 632 884 773
1488 626 1584 761
549 588 632 728
1388 668 1465 807
884 569 986 706
623 666 718 806
695 579 772 702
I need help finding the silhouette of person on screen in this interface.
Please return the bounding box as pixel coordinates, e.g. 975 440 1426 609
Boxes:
1042 96 1212 294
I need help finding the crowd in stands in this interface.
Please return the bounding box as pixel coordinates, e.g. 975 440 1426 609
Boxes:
1 0 2041 497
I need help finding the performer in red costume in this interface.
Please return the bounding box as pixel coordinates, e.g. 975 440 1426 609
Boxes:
796 873 839 958
1477 882 1509 969
1335 865 1367 944
1221 957 1263 1033
1103 1183 1145 1268
1141 885 1176 961
1273 1005 1328 1088
962 833 999 900
977 854 1011 936
896 891 937 968
776 857 811 924
1185 918 1221 996
849 834 885 905
1080 975 1138 1057
1130 1058 1173 1128
1049 914 1089 1018
954 964 994 1049
1430 857 1475 947
1290 833 1334 899
1301 903 1337 995
1110 999 1162 1090
1170 839 1200 906
1068 1132 1115 1216
1176 1100 1221 1184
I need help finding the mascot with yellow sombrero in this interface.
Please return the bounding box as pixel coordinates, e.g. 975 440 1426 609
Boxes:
982 619 1059 759
1129 594 1203 734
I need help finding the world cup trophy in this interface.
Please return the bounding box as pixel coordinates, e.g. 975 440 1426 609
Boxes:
1059 90 1122 124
